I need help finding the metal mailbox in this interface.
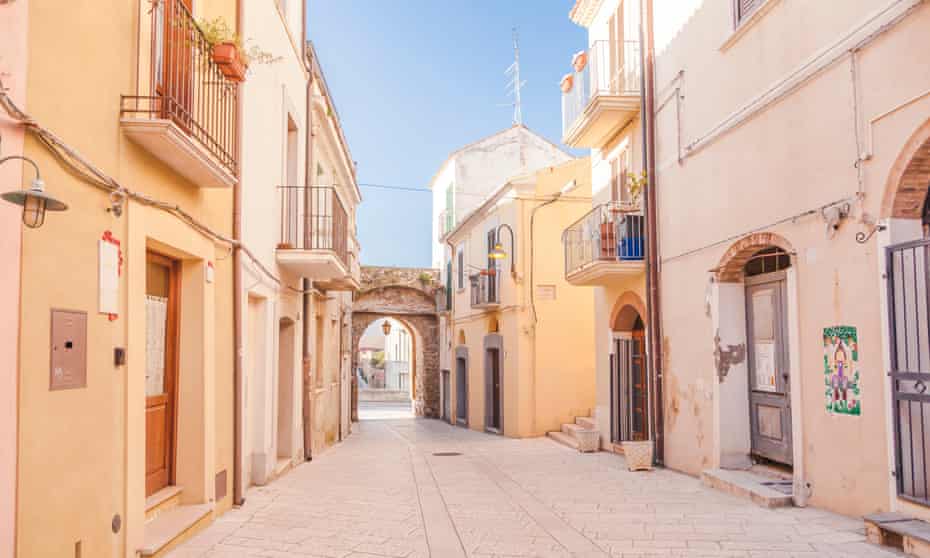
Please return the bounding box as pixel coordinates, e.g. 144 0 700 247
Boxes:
50 309 87 391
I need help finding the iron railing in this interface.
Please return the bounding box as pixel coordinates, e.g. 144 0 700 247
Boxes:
470 270 500 308
887 238 930 505
279 185 349 268
121 0 238 175
562 39 641 137
563 202 644 276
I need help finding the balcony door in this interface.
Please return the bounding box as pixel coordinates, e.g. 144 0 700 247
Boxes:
155 0 194 128
145 252 180 497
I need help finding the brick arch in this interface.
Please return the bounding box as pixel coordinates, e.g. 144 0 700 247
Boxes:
350 266 441 419
881 118 930 219
714 232 794 283
611 291 646 332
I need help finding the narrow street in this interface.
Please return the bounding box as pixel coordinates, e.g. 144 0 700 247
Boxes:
168 417 896 558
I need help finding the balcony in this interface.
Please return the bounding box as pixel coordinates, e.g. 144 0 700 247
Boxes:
563 203 645 286
276 186 359 291
562 40 641 148
120 0 238 188
469 270 500 310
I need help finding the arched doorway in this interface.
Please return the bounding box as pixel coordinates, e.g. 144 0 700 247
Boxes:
712 234 797 471
355 318 415 420
350 267 441 421
610 293 648 445
882 120 930 506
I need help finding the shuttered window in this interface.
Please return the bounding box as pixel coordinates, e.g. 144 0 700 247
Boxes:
735 0 763 26
457 247 464 290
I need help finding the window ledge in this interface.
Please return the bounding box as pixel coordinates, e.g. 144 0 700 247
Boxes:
719 0 781 52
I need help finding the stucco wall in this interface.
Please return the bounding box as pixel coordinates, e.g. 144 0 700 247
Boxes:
653 0 930 517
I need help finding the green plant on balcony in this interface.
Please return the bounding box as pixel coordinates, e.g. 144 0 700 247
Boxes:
627 170 647 203
196 16 280 81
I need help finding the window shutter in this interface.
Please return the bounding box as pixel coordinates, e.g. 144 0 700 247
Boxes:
457 249 464 289
445 184 454 231
445 260 452 311
619 149 630 203
610 157 620 203
736 0 762 25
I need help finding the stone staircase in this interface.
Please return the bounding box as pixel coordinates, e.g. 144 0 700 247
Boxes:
547 415 600 452
141 486 214 557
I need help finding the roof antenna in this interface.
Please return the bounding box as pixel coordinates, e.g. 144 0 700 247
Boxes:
505 27 526 126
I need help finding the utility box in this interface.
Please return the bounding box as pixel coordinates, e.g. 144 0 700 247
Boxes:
50 309 88 391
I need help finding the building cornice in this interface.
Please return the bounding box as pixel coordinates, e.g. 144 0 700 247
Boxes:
569 0 605 28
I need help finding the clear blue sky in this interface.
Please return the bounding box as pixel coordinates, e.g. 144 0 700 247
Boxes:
308 2 585 269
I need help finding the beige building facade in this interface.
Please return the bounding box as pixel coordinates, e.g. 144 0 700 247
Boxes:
562 0 651 452
443 158 597 438
651 0 930 519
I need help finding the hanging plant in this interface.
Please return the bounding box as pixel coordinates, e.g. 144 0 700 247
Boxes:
572 50 588 73
197 16 280 81
560 73 574 94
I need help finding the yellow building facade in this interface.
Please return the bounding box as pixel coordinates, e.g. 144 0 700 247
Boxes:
444 158 597 438
4 1 241 555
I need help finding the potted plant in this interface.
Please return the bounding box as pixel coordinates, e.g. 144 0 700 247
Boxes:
572 50 588 73
197 17 279 82
627 170 647 205
560 73 574 94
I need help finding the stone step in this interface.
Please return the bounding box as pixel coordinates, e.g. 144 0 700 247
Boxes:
140 503 213 557
865 512 930 557
575 416 596 430
547 430 580 450
560 422 588 437
700 468 794 508
145 485 182 521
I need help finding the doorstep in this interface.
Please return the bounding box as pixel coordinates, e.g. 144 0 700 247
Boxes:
145 485 183 521
140 503 213 557
865 512 930 557
701 468 794 508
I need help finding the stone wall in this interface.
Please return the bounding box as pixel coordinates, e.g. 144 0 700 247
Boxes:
351 266 441 418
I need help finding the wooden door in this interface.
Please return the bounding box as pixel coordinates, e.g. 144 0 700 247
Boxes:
145 252 180 497
746 273 792 465
456 357 468 425
441 370 452 423
157 0 194 127
629 330 647 441
486 348 502 432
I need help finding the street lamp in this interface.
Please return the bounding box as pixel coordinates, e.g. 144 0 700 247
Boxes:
381 320 392 336
488 223 515 275
0 155 67 228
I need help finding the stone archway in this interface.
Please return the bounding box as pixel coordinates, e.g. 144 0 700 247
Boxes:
713 232 795 283
351 267 441 419
882 118 930 219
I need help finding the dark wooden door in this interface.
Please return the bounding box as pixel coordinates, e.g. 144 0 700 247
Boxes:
456 357 468 425
145 252 180 497
486 348 502 432
629 330 647 441
441 370 451 423
746 273 792 465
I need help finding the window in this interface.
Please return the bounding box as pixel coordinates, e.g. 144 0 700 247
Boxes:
610 147 631 203
734 0 763 27
445 183 454 232
457 246 465 290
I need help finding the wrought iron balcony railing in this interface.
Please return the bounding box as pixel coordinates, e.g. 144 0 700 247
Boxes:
470 270 501 308
563 202 645 276
562 39 641 138
278 185 349 268
120 0 238 175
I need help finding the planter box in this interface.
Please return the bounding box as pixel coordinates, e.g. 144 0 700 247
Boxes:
212 42 247 82
622 440 653 471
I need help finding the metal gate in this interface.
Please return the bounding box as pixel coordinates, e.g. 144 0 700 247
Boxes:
887 239 930 505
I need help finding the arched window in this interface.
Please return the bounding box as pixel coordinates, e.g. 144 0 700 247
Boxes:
744 247 791 277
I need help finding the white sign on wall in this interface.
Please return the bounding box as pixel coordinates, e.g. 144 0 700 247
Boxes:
98 234 120 317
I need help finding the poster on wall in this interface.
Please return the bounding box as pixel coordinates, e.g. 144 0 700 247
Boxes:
753 343 777 392
823 326 861 416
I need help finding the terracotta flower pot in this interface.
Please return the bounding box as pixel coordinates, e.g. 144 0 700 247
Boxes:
572 50 588 73
212 42 247 82
560 74 574 93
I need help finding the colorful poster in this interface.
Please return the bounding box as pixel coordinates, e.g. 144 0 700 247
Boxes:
754 342 777 392
823 326 861 416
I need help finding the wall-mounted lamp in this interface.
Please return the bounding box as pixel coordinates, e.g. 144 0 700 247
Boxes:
489 223 516 275
0 155 68 228
381 320 392 336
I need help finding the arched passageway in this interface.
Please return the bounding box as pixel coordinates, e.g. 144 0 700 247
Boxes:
351 267 441 419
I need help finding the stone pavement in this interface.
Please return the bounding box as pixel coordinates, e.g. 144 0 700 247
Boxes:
168 418 903 557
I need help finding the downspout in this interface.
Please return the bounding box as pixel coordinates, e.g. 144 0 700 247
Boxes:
302 45 314 461
641 0 664 465
232 0 245 506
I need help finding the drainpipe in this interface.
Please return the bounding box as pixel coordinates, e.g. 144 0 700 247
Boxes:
641 0 664 465
302 45 314 461
232 0 245 506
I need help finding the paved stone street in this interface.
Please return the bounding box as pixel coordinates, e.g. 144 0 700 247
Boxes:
168 418 901 558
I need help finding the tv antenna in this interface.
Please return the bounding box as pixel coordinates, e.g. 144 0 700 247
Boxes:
505 28 526 126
